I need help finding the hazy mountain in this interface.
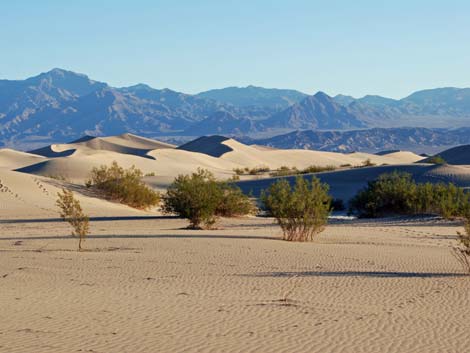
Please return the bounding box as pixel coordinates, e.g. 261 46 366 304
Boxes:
249 127 470 153
184 111 261 135
3 69 470 150
196 85 307 111
265 92 367 130
335 88 470 126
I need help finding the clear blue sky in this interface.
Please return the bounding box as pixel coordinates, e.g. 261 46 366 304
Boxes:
1 0 469 98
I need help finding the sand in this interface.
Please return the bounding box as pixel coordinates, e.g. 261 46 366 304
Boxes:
1 215 469 353
2 133 470 352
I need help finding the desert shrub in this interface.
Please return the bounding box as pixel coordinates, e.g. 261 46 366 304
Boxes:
56 188 90 251
428 183 469 219
340 164 352 168
349 171 417 217
86 161 160 209
228 174 240 181
145 172 156 177
362 159 376 167
301 165 336 174
233 167 245 175
269 165 336 177
216 183 257 217
261 176 331 241
249 166 271 175
269 166 299 177
427 155 446 165
349 171 470 218
163 168 255 229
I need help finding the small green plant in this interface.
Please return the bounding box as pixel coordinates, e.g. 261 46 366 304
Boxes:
248 166 271 175
427 155 446 165
269 165 336 177
269 166 299 177
301 165 336 174
233 167 245 175
56 188 90 251
86 161 160 209
362 159 376 167
262 176 331 241
163 168 255 229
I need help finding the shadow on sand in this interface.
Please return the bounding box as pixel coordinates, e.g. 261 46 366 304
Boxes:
0 233 279 241
0 215 178 224
243 270 468 278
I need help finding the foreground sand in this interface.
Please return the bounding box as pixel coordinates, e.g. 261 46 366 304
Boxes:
1 215 469 353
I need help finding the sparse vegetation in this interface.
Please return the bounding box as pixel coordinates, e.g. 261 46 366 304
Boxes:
163 168 255 229
86 161 160 209
261 176 331 241
56 188 90 251
427 155 446 165
233 166 271 175
269 165 336 177
362 158 376 167
144 172 156 177
349 171 470 218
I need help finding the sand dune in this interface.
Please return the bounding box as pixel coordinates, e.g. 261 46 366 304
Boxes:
432 144 470 165
15 134 423 186
30 133 175 159
179 136 425 170
0 169 152 220
0 149 46 170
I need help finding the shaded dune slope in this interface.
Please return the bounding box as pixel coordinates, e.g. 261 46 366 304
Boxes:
433 145 470 165
237 164 470 202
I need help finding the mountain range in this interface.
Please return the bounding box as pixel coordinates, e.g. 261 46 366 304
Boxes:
246 127 470 154
2 68 470 150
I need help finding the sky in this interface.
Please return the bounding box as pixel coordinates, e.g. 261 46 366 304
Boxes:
1 0 469 98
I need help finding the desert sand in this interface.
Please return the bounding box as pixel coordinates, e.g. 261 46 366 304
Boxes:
1 134 470 352
1 214 469 353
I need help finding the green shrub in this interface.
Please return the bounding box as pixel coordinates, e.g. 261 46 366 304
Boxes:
427 155 446 165
301 165 336 174
56 188 90 251
163 168 255 229
269 165 336 177
248 166 271 175
233 167 245 175
349 171 470 218
269 166 299 177
216 184 257 217
261 176 331 241
86 161 160 209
